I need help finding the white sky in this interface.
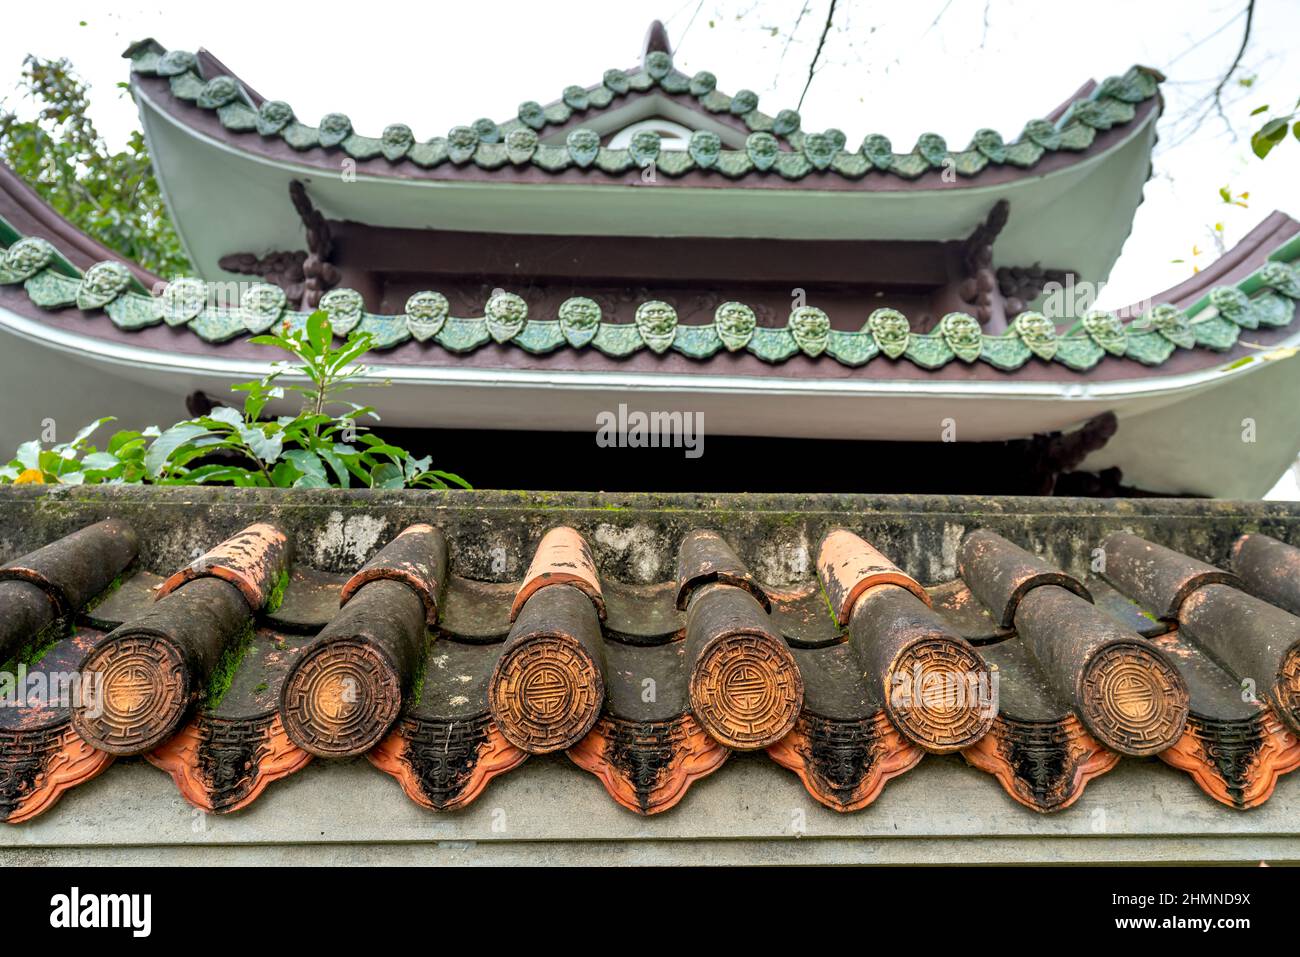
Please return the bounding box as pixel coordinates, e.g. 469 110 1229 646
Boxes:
2 0 1299 495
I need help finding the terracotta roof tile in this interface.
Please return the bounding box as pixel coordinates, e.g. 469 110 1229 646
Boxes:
5 499 1300 822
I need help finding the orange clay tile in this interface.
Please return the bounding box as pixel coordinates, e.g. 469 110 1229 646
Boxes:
568 713 728 815
157 522 292 611
767 710 923 812
1159 709 1300 810
339 523 447 626
1 724 115 824
510 526 605 621
368 716 528 811
816 528 930 625
962 715 1119 813
147 712 311 814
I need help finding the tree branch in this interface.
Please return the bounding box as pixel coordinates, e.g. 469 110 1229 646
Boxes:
797 0 838 111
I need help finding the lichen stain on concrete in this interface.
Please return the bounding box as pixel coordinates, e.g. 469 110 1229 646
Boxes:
754 530 810 587
592 523 663 583
931 522 966 582
310 511 388 571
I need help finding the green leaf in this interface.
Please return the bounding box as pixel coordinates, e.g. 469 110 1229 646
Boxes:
80 451 120 470
1250 104 1269 115
15 440 40 470
369 462 406 489
145 422 213 476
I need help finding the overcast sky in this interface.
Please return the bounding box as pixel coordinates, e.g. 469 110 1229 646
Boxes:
2 0 1298 494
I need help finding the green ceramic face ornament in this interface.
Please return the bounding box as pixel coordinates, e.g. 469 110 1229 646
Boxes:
1259 261 1300 299
198 76 240 109
76 261 132 310
939 312 983 362
1145 303 1194 348
446 126 480 164
318 112 353 148
319 287 365 337
689 130 721 169
861 134 893 170
485 292 528 343
714 301 756 351
160 277 208 327
1082 310 1127 355
1 237 55 282
635 301 678 353
505 128 539 164
1208 286 1254 327
380 124 415 162
1013 311 1059 360
257 100 294 136
789 306 831 356
802 133 837 170
629 130 661 167
566 129 601 168
558 297 602 348
868 308 910 359
1021 118 1060 150
404 291 449 342
746 132 780 171
915 133 948 168
517 100 546 129
240 283 287 334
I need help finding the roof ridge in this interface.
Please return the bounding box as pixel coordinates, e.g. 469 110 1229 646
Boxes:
3 211 1297 373
123 39 1163 183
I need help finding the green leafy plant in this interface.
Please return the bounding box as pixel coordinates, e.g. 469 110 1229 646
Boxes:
0 56 190 277
1249 98 1300 160
0 311 468 490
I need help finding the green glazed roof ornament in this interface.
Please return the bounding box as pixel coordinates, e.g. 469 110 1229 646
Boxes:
155 49 198 77
635 300 678 353
0 237 56 284
1209 286 1255 328
197 75 241 109
746 132 780 171
257 100 294 136
381 124 415 162
1082 310 1127 355
1013 311 1059 360
789 306 831 356
566 128 600 168
505 128 538 164
868 308 911 359
629 129 661 167
714 301 756 351
319 287 365 337
485 291 528 343
239 282 286 334
802 133 838 170
940 312 983 362
446 126 479 164
317 112 353 148
1259 261 1300 298
160 276 207 327
76 261 132 310
558 296 602 347
404 291 449 341
915 133 949 169
1144 303 1195 349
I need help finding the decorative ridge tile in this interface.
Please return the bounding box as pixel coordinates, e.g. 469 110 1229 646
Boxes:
124 37 1163 184
4 213 1297 374
7 497 1300 820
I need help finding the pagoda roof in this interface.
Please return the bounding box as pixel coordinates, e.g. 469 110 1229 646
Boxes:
122 26 1162 188
1 162 1297 378
123 23 1164 294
